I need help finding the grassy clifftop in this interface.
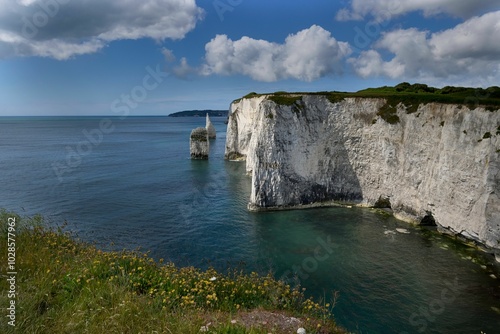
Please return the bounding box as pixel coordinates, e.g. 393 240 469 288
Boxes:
234 83 500 125
0 210 345 334
236 83 500 108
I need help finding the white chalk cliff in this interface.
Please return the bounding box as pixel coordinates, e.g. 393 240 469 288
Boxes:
225 94 500 251
206 113 216 139
190 127 209 159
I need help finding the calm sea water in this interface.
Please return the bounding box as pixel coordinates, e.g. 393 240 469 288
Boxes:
1 116 499 333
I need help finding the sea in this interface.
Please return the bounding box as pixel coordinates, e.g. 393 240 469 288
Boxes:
1 116 499 333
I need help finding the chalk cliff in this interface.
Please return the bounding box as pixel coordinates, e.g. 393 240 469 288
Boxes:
225 94 500 250
190 127 209 159
206 113 216 139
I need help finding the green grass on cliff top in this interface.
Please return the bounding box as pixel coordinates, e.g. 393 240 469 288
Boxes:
0 209 345 334
235 83 500 111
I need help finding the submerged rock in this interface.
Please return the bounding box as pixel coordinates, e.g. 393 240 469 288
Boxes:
206 113 216 139
396 228 410 234
190 127 209 159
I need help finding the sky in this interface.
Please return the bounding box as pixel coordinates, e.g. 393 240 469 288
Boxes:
0 0 499 116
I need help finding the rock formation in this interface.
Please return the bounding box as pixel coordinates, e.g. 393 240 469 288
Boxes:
206 113 216 139
225 94 500 251
190 127 209 159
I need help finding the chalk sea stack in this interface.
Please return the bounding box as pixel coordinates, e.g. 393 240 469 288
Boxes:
190 127 209 159
206 113 216 139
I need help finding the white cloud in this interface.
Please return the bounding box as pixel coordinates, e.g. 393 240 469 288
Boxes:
200 25 351 82
0 0 204 60
173 57 196 79
350 11 500 86
336 0 500 21
161 48 176 62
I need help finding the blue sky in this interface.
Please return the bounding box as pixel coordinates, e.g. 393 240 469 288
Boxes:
0 0 499 116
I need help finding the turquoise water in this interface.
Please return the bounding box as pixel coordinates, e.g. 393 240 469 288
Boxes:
0 116 499 333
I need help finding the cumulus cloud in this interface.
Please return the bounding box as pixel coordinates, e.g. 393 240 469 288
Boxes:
161 48 176 62
350 11 500 86
336 0 500 21
172 57 196 79
0 0 204 60
200 25 351 82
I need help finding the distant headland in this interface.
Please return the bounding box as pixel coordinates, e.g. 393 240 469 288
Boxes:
168 110 228 117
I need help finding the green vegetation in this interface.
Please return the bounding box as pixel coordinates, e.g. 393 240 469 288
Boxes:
0 210 344 334
483 132 492 139
191 127 208 142
325 94 345 105
377 102 400 124
268 94 303 107
243 92 260 99
238 83 500 124
267 94 304 114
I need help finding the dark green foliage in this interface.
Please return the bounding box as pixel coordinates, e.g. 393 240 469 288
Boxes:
190 128 208 142
325 94 345 104
266 113 274 119
405 102 420 114
268 95 302 107
483 132 492 139
377 102 400 124
395 82 411 92
351 84 500 110
439 86 470 94
243 92 260 99
239 83 500 117
486 86 500 98
409 83 436 93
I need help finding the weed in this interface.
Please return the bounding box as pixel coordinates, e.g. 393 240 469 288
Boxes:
0 210 343 334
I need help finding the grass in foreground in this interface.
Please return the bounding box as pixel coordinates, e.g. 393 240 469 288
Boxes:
0 210 346 334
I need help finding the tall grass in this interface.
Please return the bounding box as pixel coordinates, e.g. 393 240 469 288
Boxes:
0 210 345 334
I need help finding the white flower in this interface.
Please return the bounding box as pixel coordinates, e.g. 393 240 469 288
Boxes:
209 276 217 281
297 328 306 334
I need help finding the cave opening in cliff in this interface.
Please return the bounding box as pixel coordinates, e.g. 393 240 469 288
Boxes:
420 212 437 226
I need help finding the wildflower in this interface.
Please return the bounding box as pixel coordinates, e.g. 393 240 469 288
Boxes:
209 276 217 281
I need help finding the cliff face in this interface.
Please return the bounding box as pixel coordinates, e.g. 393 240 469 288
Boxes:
225 95 500 250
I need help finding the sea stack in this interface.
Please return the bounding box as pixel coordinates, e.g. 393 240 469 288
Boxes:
190 127 209 159
206 113 216 139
